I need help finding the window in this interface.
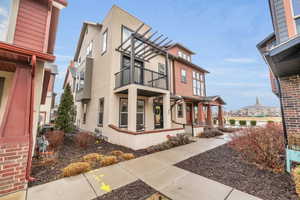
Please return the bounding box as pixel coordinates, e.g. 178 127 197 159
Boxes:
136 100 145 130
177 104 183 118
193 71 201 96
78 70 85 91
98 98 104 126
83 104 87 124
158 63 165 75
0 78 4 107
122 25 144 54
0 0 13 42
292 0 300 33
194 104 198 123
86 41 93 56
102 30 107 53
181 69 187 83
120 98 128 127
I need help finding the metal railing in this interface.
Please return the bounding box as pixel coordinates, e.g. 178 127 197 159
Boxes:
115 66 168 90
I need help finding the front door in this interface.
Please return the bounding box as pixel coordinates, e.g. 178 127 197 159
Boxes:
186 103 193 125
154 105 163 129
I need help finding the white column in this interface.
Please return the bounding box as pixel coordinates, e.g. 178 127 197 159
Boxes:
128 86 137 132
163 93 171 129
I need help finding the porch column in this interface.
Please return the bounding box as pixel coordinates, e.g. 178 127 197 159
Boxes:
218 105 224 127
163 93 171 129
128 86 137 132
206 104 213 127
198 103 205 125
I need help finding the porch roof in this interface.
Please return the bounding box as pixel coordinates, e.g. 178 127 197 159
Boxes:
181 95 226 105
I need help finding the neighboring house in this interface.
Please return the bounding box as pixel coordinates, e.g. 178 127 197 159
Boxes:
63 60 77 92
0 0 67 198
257 0 300 143
69 5 225 150
39 64 58 126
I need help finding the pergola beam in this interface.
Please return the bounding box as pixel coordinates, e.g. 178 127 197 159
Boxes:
117 23 145 51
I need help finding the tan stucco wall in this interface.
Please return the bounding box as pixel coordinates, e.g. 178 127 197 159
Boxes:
39 92 53 125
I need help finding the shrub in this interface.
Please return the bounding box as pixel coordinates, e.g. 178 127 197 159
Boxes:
229 119 236 126
239 120 247 126
250 120 257 126
293 166 300 197
62 162 91 177
100 156 118 166
229 123 285 172
121 153 135 160
110 150 124 156
45 131 64 150
83 153 103 163
198 127 223 138
75 132 96 149
218 127 239 133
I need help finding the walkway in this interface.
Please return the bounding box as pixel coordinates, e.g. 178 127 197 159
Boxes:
25 137 262 200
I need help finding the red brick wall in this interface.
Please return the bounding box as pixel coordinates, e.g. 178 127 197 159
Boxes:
280 75 300 135
173 60 205 97
0 143 28 196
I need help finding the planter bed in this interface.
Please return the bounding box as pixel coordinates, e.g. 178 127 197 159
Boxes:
93 180 170 200
175 144 298 200
29 135 148 187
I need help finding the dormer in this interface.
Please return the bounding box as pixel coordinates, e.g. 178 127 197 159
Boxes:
167 43 195 62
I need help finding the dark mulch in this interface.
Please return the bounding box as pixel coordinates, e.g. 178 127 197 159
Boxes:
93 180 160 200
29 134 148 187
175 144 298 200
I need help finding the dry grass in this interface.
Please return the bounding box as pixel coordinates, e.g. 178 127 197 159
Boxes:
121 153 135 160
293 167 300 197
100 156 118 167
62 162 91 177
83 153 103 163
110 150 124 156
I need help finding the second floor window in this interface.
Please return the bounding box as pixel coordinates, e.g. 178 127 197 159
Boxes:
158 63 165 75
292 0 300 33
193 72 202 96
181 69 187 83
86 41 93 57
102 30 107 53
0 0 13 42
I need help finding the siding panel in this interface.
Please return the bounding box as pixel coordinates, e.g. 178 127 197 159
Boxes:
14 0 48 52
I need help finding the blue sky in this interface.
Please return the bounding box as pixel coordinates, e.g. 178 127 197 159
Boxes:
53 0 278 111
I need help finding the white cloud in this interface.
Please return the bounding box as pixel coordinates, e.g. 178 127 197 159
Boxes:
0 7 8 17
224 58 257 64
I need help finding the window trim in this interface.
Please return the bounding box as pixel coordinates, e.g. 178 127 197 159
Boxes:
98 98 104 127
101 29 108 55
181 69 187 83
177 104 183 118
0 77 5 107
0 0 19 43
290 0 300 34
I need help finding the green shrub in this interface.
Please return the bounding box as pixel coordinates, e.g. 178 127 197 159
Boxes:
239 120 247 126
229 119 236 126
250 120 257 126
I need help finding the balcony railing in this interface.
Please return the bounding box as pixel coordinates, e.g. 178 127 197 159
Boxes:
115 66 168 90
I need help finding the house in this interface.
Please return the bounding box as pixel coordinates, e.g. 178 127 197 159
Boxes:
70 5 225 150
0 0 67 198
257 0 300 144
39 64 58 126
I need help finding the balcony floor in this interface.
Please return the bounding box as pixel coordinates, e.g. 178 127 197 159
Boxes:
114 84 168 97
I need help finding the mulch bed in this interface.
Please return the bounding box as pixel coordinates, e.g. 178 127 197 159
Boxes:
175 144 298 200
93 180 170 200
29 134 148 187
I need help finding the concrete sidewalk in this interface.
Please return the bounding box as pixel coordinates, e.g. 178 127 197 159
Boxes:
25 138 262 200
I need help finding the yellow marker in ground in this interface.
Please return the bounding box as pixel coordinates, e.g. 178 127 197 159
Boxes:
100 182 111 192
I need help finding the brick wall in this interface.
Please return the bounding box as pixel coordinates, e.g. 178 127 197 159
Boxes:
280 74 300 135
0 143 28 196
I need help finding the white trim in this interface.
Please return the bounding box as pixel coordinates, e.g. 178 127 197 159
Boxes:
5 0 20 43
290 0 300 34
52 1 65 9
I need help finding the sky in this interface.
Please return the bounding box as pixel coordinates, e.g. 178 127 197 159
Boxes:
53 0 278 111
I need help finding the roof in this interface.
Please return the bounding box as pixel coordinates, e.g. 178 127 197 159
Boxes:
170 54 209 73
54 0 68 6
74 21 102 61
257 33 275 49
167 43 195 55
181 95 226 105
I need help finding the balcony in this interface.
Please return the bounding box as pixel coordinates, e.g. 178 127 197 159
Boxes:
115 66 168 90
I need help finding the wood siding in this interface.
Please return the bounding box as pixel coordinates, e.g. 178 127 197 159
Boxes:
14 0 48 52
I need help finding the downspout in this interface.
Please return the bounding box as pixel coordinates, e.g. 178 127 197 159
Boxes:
26 55 36 181
275 77 288 147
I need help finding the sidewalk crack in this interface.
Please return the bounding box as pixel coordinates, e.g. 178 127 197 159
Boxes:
224 188 234 200
83 173 98 198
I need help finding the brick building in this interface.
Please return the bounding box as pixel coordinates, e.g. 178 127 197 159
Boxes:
257 0 300 143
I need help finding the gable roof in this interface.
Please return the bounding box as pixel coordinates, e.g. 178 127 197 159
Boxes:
167 43 195 55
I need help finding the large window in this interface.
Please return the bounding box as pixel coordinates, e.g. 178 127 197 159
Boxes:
158 63 165 75
121 25 144 53
120 98 128 127
181 69 187 83
86 41 93 57
0 0 12 42
177 104 183 118
193 72 201 96
292 0 300 33
119 98 145 129
102 30 107 53
98 98 104 126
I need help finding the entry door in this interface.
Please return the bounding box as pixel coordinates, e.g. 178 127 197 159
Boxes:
186 104 193 125
154 105 163 129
